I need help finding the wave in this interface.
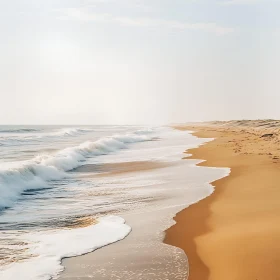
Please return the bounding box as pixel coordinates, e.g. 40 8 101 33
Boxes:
0 128 93 147
0 216 131 280
0 136 39 147
134 127 154 135
0 128 40 133
0 130 155 209
52 128 93 137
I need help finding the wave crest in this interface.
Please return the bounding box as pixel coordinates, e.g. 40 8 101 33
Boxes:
0 130 155 209
53 128 93 137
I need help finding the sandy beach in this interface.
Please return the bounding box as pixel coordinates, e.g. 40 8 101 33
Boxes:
3 0 280 278
5 122 280 280
59 128 228 280
165 120 280 280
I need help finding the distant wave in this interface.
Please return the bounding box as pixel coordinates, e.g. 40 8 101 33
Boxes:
52 128 93 137
0 130 155 209
134 128 154 135
0 128 40 133
0 136 38 143
0 127 90 136
0 128 94 147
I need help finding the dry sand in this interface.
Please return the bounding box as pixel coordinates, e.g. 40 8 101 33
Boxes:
165 120 280 280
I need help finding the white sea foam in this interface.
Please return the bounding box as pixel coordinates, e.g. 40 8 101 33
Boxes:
0 216 131 280
0 130 155 209
51 127 93 137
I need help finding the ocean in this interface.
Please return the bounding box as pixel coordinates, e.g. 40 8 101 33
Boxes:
0 125 229 280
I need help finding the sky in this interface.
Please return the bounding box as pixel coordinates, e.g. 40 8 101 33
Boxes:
0 0 280 124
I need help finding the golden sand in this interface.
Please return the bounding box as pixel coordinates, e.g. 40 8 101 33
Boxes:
66 216 97 229
165 121 280 280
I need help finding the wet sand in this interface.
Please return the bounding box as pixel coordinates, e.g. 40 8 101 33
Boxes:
60 162 191 280
60 134 228 280
165 121 280 280
74 161 168 177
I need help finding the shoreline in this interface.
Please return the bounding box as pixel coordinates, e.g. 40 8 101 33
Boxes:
59 129 228 280
164 125 280 280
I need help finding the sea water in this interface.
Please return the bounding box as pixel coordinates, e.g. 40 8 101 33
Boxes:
0 126 229 280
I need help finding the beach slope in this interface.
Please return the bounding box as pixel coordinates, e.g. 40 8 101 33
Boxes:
165 120 280 280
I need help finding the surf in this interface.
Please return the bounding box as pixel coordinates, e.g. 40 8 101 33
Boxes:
0 129 155 210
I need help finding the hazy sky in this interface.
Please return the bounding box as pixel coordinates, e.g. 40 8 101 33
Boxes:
1 0 280 124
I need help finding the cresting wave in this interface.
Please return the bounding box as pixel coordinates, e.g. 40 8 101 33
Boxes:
52 128 92 137
0 130 155 210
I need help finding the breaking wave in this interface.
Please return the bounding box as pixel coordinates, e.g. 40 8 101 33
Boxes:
52 128 93 137
0 130 155 209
